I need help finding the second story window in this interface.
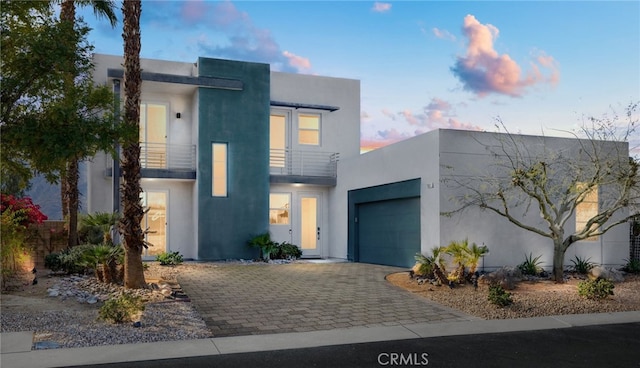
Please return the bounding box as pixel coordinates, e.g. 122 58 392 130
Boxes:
298 114 320 146
140 103 167 168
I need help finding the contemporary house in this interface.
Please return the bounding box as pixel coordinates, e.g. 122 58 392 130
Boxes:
87 53 631 270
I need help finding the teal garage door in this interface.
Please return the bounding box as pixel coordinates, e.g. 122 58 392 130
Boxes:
356 197 420 268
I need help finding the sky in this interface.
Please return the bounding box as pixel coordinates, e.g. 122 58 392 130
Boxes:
78 0 640 153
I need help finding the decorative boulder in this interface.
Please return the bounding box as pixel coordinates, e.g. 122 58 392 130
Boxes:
479 266 522 290
588 266 625 283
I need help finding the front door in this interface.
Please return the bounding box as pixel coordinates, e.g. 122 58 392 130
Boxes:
269 191 322 258
298 193 321 258
140 190 167 257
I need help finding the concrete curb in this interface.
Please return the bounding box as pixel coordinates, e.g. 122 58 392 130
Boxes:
2 311 639 368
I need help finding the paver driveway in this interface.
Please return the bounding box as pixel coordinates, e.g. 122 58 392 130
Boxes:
178 262 475 337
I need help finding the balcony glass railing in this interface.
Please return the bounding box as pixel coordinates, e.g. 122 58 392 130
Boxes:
270 149 339 177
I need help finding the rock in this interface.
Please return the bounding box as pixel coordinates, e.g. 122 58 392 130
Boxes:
47 289 59 297
86 296 98 304
480 267 522 290
589 266 625 283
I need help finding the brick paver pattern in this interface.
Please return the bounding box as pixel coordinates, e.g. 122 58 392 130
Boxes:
178 262 474 337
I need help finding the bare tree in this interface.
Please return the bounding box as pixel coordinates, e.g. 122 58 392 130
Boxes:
442 102 639 282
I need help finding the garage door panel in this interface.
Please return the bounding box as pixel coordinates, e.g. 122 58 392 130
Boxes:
357 197 420 268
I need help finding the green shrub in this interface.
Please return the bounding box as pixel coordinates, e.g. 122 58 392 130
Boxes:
98 293 145 323
272 242 302 260
578 278 615 300
621 258 640 274
414 253 435 277
44 253 64 273
247 233 277 261
518 253 543 276
488 284 513 307
155 251 184 266
570 255 595 274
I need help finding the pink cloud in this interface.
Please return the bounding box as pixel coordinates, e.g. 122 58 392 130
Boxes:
180 1 311 73
372 2 392 13
283 51 312 72
400 109 422 126
381 108 397 121
432 27 456 41
181 0 208 23
451 14 560 97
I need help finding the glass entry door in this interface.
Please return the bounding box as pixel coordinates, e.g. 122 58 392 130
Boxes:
140 190 167 257
298 193 321 257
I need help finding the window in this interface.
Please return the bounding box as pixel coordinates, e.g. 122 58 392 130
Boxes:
140 103 167 168
298 114 320 145
269 193 290 224
576 183 598 240
212 143 227 197
270 114 286 167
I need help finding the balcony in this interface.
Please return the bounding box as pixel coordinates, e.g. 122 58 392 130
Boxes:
106 142 196 179
270 149 339 186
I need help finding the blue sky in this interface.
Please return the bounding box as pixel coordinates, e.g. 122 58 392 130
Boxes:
79 1 640 152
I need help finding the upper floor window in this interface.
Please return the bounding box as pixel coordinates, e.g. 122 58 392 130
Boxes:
576 183 598 241
270 114 287 168
140 103 167 144
140 103 167 168
298 114 320 145
212 143 228 197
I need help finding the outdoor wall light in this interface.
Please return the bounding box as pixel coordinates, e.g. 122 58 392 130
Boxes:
176 112 181 119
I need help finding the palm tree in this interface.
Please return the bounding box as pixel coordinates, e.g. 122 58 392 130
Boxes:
120 0 146 289
431 246 449 285
467 242 489 275
79 211 119 245
58 0 117 249
446 239 470 284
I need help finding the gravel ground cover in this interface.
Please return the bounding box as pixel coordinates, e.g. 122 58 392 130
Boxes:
386 272 640 319
2 262 639 350
0 263 212 349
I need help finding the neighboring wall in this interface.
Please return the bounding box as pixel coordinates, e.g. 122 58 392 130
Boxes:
333 129 629 269
438 129 629 270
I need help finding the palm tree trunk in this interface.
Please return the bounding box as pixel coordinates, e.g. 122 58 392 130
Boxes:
60 0 78 249
66 159 79 248
120 0 146 289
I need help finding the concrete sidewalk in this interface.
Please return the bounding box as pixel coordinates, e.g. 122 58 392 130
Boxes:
2 311 639 368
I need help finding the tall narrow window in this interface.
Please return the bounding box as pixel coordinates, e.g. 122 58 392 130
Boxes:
298 114 320 145
270 114 286 167
139 103 167 168
212 143 227 197
576 183 598 240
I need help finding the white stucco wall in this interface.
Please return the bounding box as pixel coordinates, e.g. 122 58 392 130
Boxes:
270 72 361 161
332 129 630 269
437 129 630 270
330 130 441 259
